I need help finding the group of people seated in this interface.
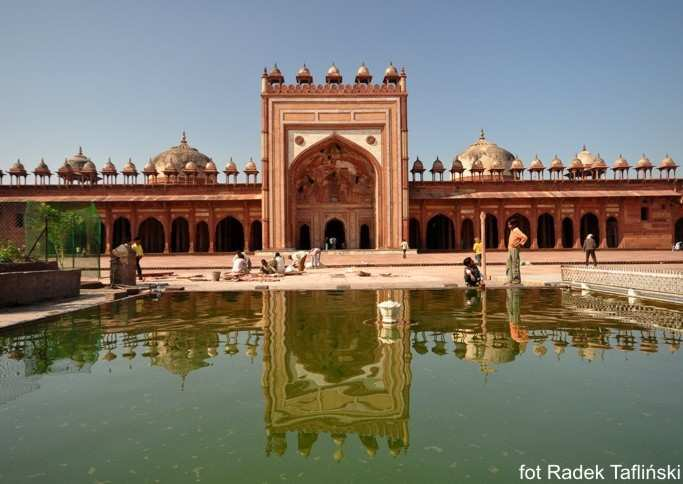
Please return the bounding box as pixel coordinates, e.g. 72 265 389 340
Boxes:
230 248 323 276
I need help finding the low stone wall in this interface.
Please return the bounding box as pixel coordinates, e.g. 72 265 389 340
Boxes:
0 261 58 273
561 264 683 303
0 269 81 307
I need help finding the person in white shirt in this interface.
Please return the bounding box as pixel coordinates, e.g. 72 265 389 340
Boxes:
308 247 322 268
231 253 249 274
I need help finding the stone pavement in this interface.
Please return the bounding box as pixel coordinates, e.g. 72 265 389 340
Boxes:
104 249 683 270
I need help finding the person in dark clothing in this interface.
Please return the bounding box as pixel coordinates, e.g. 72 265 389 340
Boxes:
463 257 482 287
583 234 597 266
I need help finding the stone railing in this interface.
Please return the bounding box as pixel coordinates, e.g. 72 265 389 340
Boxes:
561 264 683 303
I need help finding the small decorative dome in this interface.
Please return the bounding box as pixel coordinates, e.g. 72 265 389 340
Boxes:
528 154 545 171
295 64 313 84
490 158 505 171
612 154 630 169
183 160 198 173
550 155 564 169
355 62 372 84
81 160 97 174
143 158 157 174
325 63 342 83
510 157 524 171
10 159 27 175
410 157 425 173
224 158 238 174
430 156 445 173
592 153 607 169
450 156 464 173
267 64 284 84
163 160 179 175
383 62 400 84
58 158 73 176
122 158 138 174
34 158 51 175
66 146 91 170
569 155 583 170
471 159 485 172
635 154 652 169
244 157 258 173
659 154 677 169
101 158 117 173
204 159 218 173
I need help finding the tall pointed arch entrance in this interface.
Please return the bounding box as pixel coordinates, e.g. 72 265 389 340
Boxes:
288 136 378 249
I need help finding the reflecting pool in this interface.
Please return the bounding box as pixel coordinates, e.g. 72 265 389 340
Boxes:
0 289 682 483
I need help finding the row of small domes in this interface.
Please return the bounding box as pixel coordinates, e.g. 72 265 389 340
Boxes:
412 152 677 173
265 62 405 85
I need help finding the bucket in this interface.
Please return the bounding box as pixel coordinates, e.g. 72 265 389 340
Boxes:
212 271 221 281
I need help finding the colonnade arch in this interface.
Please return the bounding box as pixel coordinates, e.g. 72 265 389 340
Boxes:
580 213 600 245
606 217 619 248
138 217 165 253
171 217 190 253
215 216 245 252
426 214 455 250
460 218 474 250
249 221 262 251
484 214 498 249
112 217 131 248
675 218 683 245
562 218 574 248
409 218 421 250
537 213 555 249
195 221 209 252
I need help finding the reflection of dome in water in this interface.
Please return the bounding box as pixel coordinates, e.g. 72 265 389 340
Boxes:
456 130 516 175
151 331 218 384
458 332 519 366
151 132 212 180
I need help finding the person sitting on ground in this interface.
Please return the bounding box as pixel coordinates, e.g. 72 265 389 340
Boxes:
231 252 249 274
308 247 322 268
260 259 276 274
272 252 285 274
583 234 597 266
463 257 482 287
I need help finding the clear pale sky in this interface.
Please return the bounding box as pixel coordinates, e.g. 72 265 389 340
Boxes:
1 0 682 175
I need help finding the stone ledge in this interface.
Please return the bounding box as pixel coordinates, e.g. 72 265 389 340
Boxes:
0 269 81 307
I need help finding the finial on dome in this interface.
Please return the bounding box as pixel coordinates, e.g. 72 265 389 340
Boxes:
480 129 486 140
582 144 587 151
181 131 187 144
78 146 83 155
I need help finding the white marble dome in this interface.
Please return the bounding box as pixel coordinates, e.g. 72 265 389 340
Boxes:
456 130 516 176
151 132 211 180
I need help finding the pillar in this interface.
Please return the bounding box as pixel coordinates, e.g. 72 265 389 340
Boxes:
497 207 505 249
208 205 215 253
189 205 196 253
573 205 581 249
105 206 113 255
163 207 171 255
599 207 608 249
554 203 562 249
243 203 251 252
530 205 538 250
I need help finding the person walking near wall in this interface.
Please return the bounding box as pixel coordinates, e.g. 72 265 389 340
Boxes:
400 240 409 259
583 234 597 266
473 237 483 266
506 219 528 285
131 237 144 280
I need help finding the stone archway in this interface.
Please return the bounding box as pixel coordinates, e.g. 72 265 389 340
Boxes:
426 214 455 250
325 219 346 249
112 217 131 248
580 213 600 245
289 136 378 249
215 216 244 252
171 217 190 253
138 217 165 253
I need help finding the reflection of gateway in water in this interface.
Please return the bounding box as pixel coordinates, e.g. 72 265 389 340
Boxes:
260 291 411 460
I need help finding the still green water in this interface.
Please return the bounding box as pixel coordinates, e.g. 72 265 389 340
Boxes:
0 288 681 483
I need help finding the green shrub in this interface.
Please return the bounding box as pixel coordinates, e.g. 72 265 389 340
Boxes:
0 240 26 263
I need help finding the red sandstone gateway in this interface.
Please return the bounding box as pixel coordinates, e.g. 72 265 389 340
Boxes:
0 63 681 254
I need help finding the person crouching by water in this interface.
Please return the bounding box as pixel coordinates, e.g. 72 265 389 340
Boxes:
583 233 597 266
506 219 528 285
463 257 482 287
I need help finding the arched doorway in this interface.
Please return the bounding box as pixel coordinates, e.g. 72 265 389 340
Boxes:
675 218 683 244
215 216 244 252
505 214 531 248
359 224 371 249
460 218 474 250
409 218 421 250
298 224 311 250
195 221 209 252
325 219 345 249
606 217 619 248
138 217 164 253
580 213 600 245
250 221 262 251
112 217 131 248
537 213 555 248
426 214 455 250
171 217 189 253
485 214 498 249
562 218 574 248
289 137 377 249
